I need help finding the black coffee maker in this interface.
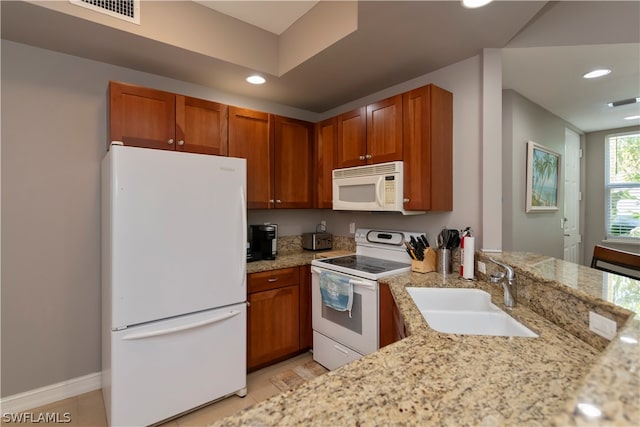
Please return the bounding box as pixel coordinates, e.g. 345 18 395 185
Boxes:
249 224 277 261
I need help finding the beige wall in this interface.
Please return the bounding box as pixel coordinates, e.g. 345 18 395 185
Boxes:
502 89 584 261
1 39 486 397
0 39 312 397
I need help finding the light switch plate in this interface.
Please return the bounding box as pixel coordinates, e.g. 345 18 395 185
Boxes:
589 311 617 340
477 261 486 274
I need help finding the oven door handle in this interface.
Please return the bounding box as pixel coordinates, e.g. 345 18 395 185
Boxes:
348 279 376 290
311 268 376 291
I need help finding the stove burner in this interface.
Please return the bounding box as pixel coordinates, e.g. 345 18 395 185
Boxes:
317 255 410 275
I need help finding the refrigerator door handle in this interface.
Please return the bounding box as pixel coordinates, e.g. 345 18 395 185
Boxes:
122 310 241 340
240 186 247 286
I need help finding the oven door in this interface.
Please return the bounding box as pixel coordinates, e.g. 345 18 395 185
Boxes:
311 267 378 355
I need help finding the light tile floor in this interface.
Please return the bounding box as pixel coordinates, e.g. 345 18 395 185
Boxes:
5 352 314 427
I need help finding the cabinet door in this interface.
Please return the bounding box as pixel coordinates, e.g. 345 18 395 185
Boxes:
228 107 274 209
366 95 403 164
336 107 366 168
175 96 228 155
402 85 453 211
274 116 313 208
247 284 300 370
314 117 337 208
299 265 313 350
109 81 175 150
392 298 408 341
378 283 397 348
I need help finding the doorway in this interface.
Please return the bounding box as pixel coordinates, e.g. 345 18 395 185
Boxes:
563 128 581 263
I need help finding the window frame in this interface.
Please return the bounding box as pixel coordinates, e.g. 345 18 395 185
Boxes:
604 131 640 243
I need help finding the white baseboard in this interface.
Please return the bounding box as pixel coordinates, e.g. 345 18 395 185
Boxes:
0 372 102 414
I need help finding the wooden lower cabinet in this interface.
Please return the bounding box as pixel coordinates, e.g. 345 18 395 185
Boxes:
379 283 396 348
379 283 406 346
247 266 312 371
247 284 300 370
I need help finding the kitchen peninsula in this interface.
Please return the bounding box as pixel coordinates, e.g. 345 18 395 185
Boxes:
226 250 639 426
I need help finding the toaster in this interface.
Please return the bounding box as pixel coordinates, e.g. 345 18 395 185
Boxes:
302 232 333 251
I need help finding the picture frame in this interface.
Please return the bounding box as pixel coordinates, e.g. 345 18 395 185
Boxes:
526 141 561 212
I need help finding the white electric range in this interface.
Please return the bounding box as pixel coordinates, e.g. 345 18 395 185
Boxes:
310 228 425 370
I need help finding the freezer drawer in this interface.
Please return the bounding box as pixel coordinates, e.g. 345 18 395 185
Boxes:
104 304 247 426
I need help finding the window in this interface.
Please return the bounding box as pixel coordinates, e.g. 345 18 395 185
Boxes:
605 132 640 241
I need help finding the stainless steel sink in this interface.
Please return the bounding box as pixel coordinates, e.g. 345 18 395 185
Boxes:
406 287 538 337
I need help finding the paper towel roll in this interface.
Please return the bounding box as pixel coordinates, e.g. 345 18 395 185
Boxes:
462 236 475 279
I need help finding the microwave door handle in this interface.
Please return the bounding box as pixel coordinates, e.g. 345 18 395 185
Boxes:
375 177 384 207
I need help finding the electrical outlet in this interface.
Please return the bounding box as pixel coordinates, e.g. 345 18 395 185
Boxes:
477 261 486 274
349 222 356 234
589 311 617 340
321 220 326 228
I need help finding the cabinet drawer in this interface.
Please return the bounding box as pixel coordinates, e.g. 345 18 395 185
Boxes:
248 267 299 293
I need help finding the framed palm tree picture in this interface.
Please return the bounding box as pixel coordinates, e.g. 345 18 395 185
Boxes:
526 141 561 212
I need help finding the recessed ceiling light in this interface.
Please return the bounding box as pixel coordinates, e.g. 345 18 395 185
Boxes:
246 75 266 85
461 0 493 8
624 115 640 120
583 69 611 79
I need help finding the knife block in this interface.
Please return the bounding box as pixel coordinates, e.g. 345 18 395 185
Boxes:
411 248 437 273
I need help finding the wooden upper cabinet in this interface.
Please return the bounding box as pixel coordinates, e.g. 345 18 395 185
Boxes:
228 107 274 209
314 117 338 208
175 95 228 155
402 84 453 211
366 94 403 164
336 107 366 168
109 81 228 156
335 96 402 168
274 116 313 209
109 81 175 150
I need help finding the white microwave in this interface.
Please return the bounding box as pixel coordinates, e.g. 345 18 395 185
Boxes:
332 161 424 215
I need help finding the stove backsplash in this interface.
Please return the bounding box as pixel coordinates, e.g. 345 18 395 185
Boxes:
277 234 356 255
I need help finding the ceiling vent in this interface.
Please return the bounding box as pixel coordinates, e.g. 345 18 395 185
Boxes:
607 97 640 108
69 0 140 24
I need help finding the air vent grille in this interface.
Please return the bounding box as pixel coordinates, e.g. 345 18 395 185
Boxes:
607 97 640 108
69 0 140 24
333 162 402 179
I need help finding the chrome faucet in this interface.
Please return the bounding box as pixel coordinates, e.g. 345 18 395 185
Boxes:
488 257 516 308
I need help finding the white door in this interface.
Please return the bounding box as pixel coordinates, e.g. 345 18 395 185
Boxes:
563 128 581 263
105 146 247 329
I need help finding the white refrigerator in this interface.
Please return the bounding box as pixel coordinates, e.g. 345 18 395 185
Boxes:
101 144 247 426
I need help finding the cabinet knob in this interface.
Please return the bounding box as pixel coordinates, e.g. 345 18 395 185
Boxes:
177 140 185 146
359 155 365 160
365 154 372 159
403 198 410 203
269 199 275 203
276 200 282 204
168 139 174 145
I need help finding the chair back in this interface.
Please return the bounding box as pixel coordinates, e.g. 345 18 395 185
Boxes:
590 245 640 280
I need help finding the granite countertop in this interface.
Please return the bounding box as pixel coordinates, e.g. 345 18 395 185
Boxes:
220 251 639 426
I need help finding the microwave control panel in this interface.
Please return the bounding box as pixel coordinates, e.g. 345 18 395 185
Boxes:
384 176 396 205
